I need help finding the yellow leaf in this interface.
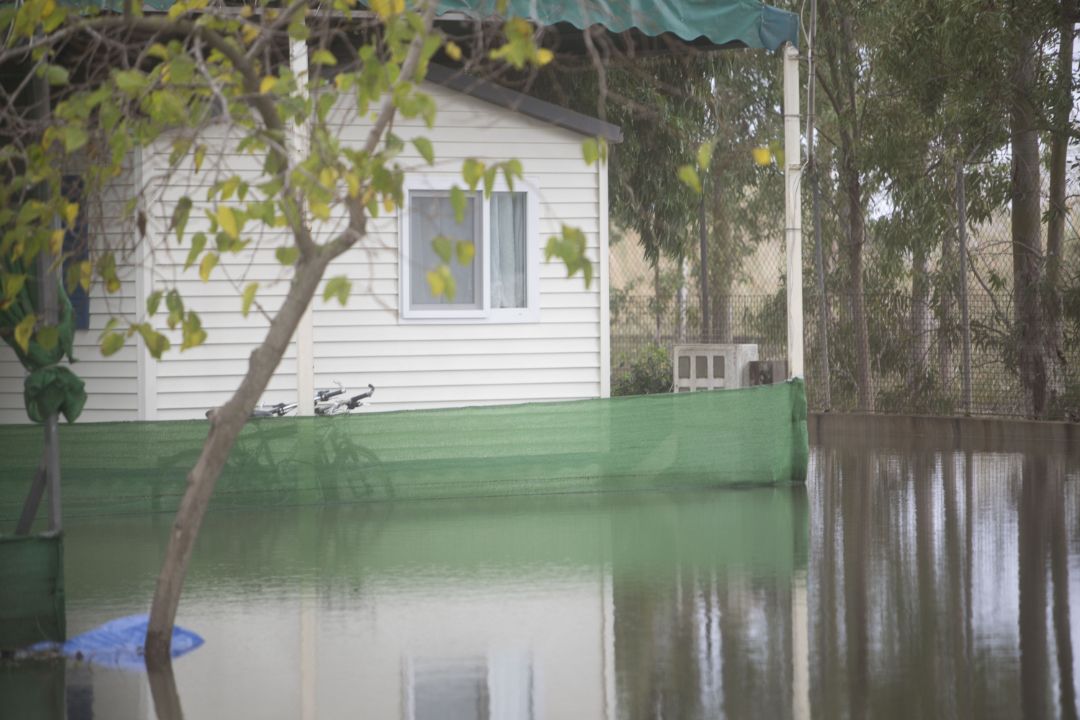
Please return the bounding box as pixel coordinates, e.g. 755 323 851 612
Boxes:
318 166 337 189
50 229 64 255
216 206 238 239
64 202 78 226
14 313 35 353
106 276 120 293
78 260 91 291
382 196 395 213
310 202 331 221
242 24 259 45
445 41 463 61
426 269 445 297
345 172 361 198
199 252 219 282
752 147 772 166
369 0 393 19
536 48 554 66
259 75 277 94
240 4 253 17
42 0 56 18
393 0 404 12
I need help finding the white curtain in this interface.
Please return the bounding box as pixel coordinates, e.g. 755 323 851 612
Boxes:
490 192 526 309
410 193 479 307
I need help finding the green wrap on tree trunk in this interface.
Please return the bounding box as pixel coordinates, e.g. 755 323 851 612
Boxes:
0 269 87 424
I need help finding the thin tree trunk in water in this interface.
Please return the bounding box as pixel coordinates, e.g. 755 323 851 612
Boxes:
1010 21 1049 417
1044 0 1075 416
145 252 333 667
910 244 931 392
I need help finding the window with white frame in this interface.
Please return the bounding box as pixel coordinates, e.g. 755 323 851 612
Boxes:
400 176 540 322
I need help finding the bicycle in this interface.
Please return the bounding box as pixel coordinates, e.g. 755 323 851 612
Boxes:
248 383 376 419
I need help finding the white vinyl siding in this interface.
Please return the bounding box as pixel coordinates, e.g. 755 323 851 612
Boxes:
0 162 141 424
0 81 606 422
312 83 603 411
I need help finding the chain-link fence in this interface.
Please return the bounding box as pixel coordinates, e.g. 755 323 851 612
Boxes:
612 289 1080 418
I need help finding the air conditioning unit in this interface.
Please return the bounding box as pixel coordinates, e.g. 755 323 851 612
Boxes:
672 344 758 392
748 360 787 386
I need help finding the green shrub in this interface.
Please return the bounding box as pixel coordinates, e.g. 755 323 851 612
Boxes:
612 344 672 396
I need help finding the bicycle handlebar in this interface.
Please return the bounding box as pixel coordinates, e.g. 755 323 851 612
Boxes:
346 384 375 409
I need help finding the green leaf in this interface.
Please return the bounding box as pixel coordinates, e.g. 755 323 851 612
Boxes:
37 325 58 351
63 126 88 152
184 232 207 270
276 246 299 266
198 252 219 282
146 290 163 317
323 276 351 307
241 282 258 317
449 186 467 224
412 137 435 165
193 145 207 173
170 196 192 243
432 235 453 264
697 141 715 171
137 323 170 358
582 138 599 166
310 49 337 66
455 240 475 265
44 64 69 86
100 331 125 356
677 165 702 194
2 272 26 301
180 311 206 351
114 69 148 95
165 289 184 330
462 158 484 191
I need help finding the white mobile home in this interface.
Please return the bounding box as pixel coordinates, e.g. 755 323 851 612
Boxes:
0 67 619 423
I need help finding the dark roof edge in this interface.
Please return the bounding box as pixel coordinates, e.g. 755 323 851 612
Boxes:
425 64 623 144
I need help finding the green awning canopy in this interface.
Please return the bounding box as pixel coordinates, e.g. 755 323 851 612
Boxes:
436 0 799 52
130 0 799 53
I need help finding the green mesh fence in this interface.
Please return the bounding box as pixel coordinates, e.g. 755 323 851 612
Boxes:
0 532 65 650
0 380 807 519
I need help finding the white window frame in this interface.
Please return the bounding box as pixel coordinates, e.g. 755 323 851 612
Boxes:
399 174 541 324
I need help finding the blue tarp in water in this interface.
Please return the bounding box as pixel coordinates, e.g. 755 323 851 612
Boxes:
31 614 203 670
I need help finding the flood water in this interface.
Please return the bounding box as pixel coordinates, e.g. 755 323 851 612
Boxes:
4 422 1080 719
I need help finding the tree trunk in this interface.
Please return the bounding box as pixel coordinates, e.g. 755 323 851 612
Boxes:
841 148 872 412
1043 0 1075 416
937 216 956 399
1009 22 1049 417
145 251 333 667
956 161 973 414
653 261 662 344
910 243 931 391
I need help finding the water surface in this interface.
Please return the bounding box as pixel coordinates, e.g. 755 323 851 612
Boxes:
4 428 1079 719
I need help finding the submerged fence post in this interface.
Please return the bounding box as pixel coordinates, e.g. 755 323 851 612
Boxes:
956 160 973 414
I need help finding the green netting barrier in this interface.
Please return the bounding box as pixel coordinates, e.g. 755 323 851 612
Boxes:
0 533 65 650
0 379 807 519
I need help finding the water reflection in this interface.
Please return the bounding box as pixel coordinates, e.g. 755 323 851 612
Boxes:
12 428 1079 719
810 436 1080 720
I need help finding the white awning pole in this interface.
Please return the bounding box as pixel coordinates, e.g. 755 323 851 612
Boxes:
783 43 804 378
291 38 315 416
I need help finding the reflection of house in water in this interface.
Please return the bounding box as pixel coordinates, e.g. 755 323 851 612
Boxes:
56 490 809 720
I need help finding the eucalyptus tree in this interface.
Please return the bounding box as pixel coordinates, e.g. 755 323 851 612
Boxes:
0 0 590 666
